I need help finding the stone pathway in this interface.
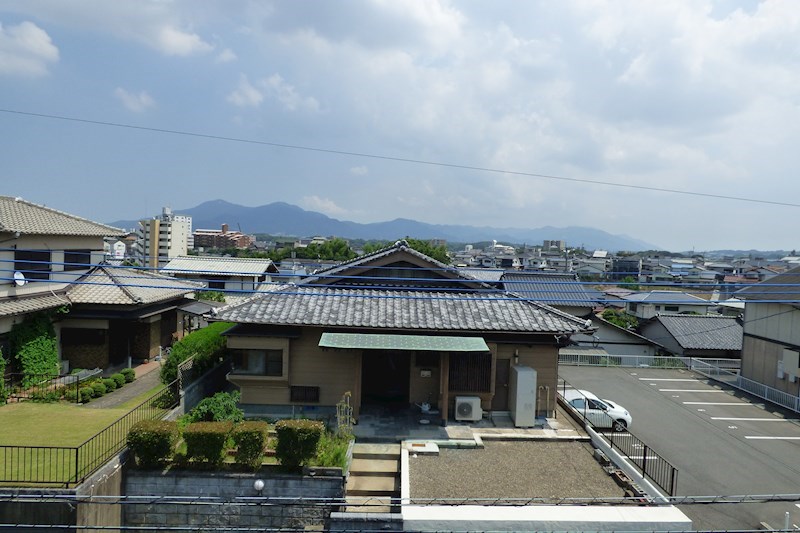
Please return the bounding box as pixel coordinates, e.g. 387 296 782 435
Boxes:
82 362 163 409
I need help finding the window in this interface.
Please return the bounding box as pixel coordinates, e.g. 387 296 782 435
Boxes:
629 303 638 312
664 305 679 312
14 250 51 281
64 250 92 271
208 280 225 290
449 352 491 392
233 349 284 376
290 386 320 403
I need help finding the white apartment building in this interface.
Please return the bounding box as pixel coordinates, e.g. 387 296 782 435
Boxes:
132 207 193 268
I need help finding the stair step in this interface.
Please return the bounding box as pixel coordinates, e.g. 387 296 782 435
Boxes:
350 458 399 475
352 443 400 460
344 496 396 514
346 475 398 496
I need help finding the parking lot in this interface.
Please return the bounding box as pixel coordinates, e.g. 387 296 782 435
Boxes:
559 365 800 531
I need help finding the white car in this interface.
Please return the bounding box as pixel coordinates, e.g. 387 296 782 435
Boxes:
563 389 632 432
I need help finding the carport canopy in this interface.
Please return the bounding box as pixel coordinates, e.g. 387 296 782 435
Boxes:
319 332 489 352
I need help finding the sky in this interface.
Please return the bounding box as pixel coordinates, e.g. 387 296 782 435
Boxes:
1 0 798 252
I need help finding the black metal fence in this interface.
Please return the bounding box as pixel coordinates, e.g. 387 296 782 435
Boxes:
0 380 179 487
558 377 678 496
2 370 102 404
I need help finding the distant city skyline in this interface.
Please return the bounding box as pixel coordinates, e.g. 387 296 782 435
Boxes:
1 1 798 250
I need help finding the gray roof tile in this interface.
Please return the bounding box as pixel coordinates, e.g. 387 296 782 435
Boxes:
502 272 595 308
0 292 69 317
0 196 124 237
654 314 742 350
736 265 800 301
68 265 202 305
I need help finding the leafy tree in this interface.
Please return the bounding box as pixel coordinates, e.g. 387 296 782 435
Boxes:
619 276 640 291
404 238 451 264
198 290 225 303
183 390 243 423
601 309 639 330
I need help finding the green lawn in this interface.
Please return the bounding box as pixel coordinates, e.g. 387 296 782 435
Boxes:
0 403 128 446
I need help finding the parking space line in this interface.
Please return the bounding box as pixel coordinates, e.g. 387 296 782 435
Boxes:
744 436 800 440
638 378 698 382
711 417 798 422
659 389 726 392
683 402 752 405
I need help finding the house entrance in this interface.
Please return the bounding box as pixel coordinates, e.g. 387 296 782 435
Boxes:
361 350 411 408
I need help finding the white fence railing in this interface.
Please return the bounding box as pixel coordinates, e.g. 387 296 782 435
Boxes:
559 354 800 414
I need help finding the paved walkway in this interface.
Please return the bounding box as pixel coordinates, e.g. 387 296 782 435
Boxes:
82 361 163 409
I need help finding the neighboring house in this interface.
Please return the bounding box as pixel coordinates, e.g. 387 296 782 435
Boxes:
570 315 665 357
61 265 202 370
0 195 125 347
736 267 800 395
624 290 710 320
132 207 192 268
501 272 595 318
162 256 279 294
638 314 742 359
212 241 592 423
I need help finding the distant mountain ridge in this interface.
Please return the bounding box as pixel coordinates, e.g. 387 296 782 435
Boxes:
111 199 658 252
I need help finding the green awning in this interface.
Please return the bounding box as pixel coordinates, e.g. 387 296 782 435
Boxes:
318 332 489 352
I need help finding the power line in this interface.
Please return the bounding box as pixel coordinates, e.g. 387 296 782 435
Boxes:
2 108 799 209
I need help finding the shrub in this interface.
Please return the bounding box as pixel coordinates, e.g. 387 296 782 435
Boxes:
127 420 179 468
160 322 232 385
232 421 269 470
9 313 60 387
112 373 126 388
79 386 95 403
102 378 117 391
65 389 78 402
0 348 7 403
121 368 136 383
184 391 243 423
29 387 63 403
183 422 233 465
91 381 107 396
275 419 324 469
315 431 351 470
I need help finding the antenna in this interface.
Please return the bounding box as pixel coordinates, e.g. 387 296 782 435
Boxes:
13 271 27 286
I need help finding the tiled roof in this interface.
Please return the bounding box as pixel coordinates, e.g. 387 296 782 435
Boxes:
0 292 69 317
736 265 800 301
68 265 202 305
457 268 505 282
653 314 742 351
624 290 708 304
213 285 591 334
0 196 124 237
162 256 279 276
502 272 595 309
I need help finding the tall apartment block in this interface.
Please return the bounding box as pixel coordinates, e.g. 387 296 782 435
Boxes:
132 207 192 268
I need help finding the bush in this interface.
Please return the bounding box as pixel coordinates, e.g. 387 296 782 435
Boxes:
183 422 233 466
315 431 351 470
184 391 243 423
29 387 63 403
111 373 126 388
91 381 107 396
275 419 324 469
102 378 117 391
232 421 269 470
79 386 94 403
65 389 78 402
160 322 232 385
9 313 60 387
121 368 136 383
128 420 179 468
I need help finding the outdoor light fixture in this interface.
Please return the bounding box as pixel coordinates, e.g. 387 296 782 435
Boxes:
253 479 265 493
513 349 520 365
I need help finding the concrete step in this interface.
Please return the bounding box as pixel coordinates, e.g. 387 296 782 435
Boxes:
346 474 398 496
349 458 399 476
352 443 400 461
344 496 396 514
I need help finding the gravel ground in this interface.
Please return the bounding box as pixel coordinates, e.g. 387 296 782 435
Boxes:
409 440 626 501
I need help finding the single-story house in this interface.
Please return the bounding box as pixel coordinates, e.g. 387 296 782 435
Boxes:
624 290 710 320
638 314 742 359
212 241 593 423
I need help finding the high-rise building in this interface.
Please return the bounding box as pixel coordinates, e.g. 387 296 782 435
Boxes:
132 207 192 268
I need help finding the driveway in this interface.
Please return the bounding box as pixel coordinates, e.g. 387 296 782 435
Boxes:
560 365 800 531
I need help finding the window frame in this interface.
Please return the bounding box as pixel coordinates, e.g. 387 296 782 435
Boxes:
14 249 51 281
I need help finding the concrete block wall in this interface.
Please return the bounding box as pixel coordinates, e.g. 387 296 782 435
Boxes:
124 469 344 530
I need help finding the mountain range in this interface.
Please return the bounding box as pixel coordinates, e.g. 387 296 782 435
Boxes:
111 199 658 252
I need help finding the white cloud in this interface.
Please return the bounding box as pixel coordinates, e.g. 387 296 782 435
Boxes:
264 74 320 112
226 75 263 107
157 25 213 56
300 195 348 217
216 48 237 63
0 21 59 77
114 88 155 113
350 166 368 176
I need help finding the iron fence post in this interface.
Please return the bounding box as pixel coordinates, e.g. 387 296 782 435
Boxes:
671 466 678 496
73 446 79 486
641 444 648 479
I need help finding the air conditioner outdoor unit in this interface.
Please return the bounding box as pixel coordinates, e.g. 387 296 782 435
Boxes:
454 396 482 422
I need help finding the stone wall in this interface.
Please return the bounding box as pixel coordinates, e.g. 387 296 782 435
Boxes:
123 468 345 530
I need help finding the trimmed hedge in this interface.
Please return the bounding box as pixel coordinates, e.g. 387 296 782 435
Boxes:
128 420 179 468
91 381 107 396
79 386 94 403
183 391 243 423
111 373 126 388
121 368 136 383
103 377 117 391
183 421 233 466
275 419 324 469
232 421 269 469
160 322 232 385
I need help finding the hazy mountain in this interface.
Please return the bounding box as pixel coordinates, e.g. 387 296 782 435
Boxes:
111 199 658 251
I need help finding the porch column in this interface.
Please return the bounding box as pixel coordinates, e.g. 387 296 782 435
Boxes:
353 351 362 422
440 352 449 425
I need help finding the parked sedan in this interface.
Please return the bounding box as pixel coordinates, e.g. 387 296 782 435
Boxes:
563 389 632 432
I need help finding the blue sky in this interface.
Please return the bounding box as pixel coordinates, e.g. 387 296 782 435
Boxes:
1 0 798 251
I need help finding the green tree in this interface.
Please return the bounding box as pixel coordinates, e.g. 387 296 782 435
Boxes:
619 276 640 291
601 309 639 330
9 313 60 386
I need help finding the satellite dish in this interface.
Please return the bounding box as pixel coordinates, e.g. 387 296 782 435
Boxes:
13 271 27 286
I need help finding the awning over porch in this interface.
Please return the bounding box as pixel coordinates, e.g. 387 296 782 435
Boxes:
318 332 489 352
